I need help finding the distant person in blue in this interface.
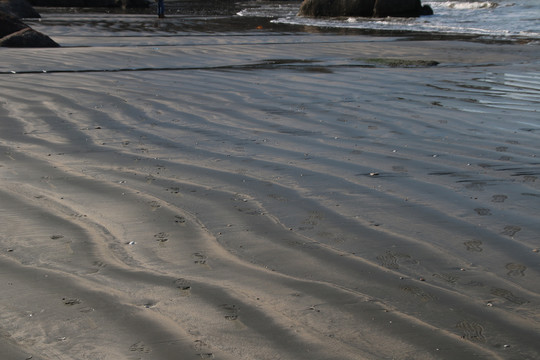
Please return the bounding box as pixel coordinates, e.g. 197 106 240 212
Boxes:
157 0 164 18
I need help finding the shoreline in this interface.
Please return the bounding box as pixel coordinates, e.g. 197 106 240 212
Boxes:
26 4 539 44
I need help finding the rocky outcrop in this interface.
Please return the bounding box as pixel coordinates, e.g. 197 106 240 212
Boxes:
29 0 116 6
120 0 152 8
0 27 60 47
0 12 28 37
0 11 59 47
0 0 40 18
373 0 433 17
28 0 151 8
298 0 374 17
298 0 375 17
298 0 433 18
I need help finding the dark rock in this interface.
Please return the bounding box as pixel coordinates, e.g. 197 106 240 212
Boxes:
420 4 433 15
0 11 27 38
28 0 150 8
298 0 375 17
29 0 117 6
120 0 152 8
0 0 40 18
0 27 59 47
1 5 58 47
373 0 428 17
298 0 433 18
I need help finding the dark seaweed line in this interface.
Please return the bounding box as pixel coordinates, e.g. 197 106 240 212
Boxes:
0 62 374 76
1 61 476 76
0 66 222 75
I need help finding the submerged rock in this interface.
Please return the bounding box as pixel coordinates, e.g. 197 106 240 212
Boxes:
0 0 41 18
298 0 433 18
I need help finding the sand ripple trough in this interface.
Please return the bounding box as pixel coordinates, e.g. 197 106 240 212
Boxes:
1 20 539 360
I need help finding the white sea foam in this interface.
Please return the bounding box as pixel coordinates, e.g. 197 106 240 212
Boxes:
238 0 540 39
441 1 499 10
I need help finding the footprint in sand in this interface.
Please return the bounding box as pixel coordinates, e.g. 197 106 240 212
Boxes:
400 285 437 301
197 353 214 359
148 200 161 210
93 261 106 268
143 301 157 309
505 263 526 277
192 252 208 265
70 212 87 219
267 193 287 202
463 181 486 191
50 234 64 240
474 208 492 216
167 186 180 194
491 194 508 203
464 240 483 252
62 298 81 306
220 304 239 321
432 273 459 284
392 165 408 173
377 251 418 269
302 211 324 226
464 280 484 287
174 215 186 224
129 341 151 353
377 252 398 269
456 320 485 343
490 287 528 305
88 261 107 274
193 340 213 358
154 232 169 242
501 225 521 236
174 278 192 296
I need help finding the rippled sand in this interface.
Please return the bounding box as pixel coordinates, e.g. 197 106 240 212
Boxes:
1 12 539 360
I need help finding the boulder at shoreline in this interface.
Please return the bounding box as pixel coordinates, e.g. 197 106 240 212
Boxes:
0 12 28 37
0 11 59 47
0 0 40 18
299 0 375 17
0 27 60 47
28 0 151 8
374 0 433 17
298 0 433 18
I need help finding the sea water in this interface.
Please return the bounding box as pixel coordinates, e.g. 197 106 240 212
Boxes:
237 0 540 40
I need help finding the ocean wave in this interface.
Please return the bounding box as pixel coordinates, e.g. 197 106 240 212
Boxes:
436 1 499 10
234 0 540 40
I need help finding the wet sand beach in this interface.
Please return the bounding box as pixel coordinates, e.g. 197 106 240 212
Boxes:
1 9 540 360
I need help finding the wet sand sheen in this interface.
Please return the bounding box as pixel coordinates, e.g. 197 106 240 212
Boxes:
1 15 540 360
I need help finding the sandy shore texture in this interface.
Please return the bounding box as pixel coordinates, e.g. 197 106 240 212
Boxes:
1 11 540 360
